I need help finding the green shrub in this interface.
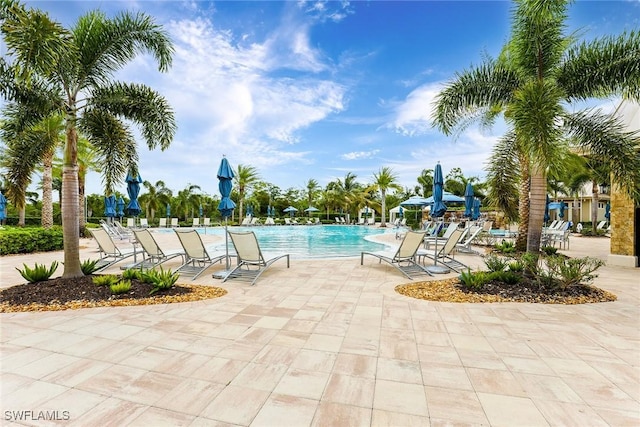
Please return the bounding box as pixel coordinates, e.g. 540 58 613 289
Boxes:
144 267 180 295
484 254 509 272
495 240 515 254
81 259 100 275
16 261 59 283
520 252 540 277
0 226 64 255
489 270 522 285
92 275 119 287
543 256 605 289
110 280 132 295
541 246 558 256
122 268 143 280
507 261 524 273
459 269 490 290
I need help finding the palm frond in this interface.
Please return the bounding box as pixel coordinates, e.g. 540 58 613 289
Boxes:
89 82 176 150
484 131 520 222
559 30 640 101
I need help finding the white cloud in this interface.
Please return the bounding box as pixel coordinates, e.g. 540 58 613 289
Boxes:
341 150 380 160
385 82 444 136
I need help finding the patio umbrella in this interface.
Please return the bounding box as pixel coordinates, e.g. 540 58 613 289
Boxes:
305 206 319 217
544 194 551 224
104 195 116 219
472 198 481 221
199 204 203 218
400 196 430 220
116 197 125 218
463 182 474 219
558 201 565 219
0 191 7 223
283 206 298 217
428 162 448 274
605 202 611 221
125 172 143 217
216 156 236 276
399 206 403 218
424 192 465 204
246 205 253 217
166 203 171 218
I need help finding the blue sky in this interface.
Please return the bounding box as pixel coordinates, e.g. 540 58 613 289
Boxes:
22 1 640 198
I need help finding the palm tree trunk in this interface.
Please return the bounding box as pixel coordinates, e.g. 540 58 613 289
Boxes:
380 191 387 227
591 180 599 234
78 172 86 234
42 148 54 228
61 115 83 279
526 168 546 253
515 156 529 252
572 194 579 229
18 205 25 226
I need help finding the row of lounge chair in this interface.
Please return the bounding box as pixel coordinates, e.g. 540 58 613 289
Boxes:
89 228 289 286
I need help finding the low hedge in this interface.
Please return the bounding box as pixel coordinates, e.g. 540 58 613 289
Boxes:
0 226 65 255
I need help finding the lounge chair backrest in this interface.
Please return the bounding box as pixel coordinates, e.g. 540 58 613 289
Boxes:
442 222 459 239
133 229 163 257
228 231 263 264
482 221 493 232
440 227 465 256
396 231 427 260
171 218 179 227
193 218 200 227
140 218 149 227
91 228 120 255
175 230 208 260
203 218 211 226
159 218 167 227
126 218 135 228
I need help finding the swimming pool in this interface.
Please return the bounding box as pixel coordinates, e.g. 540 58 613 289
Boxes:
160 225 394 259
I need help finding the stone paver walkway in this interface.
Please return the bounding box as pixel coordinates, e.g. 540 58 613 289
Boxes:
1 230 638 426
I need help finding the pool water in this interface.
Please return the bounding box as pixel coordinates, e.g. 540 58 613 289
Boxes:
162 225 394 259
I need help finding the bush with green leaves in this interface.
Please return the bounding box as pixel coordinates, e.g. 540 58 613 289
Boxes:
92 275 120 287
543 256 605 290
507 261 524 273
459 269 491 290
484 255 509 272
16 261 59 283
0 226 64 255
81 259 100 275
489 270 522 285
541 246 558 256
144 267 180 295
519 252 540 277
110 280 132 295
122 268 143 281
494 240 515 254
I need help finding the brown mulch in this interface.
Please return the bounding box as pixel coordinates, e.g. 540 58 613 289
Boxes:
0 276 227 313
396 278 617 304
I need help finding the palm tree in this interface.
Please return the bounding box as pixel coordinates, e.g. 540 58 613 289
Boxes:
139 180 172 222
367 167 402 227
0 1 176 278
235 164 260 220
174 184 201 221
433 0 640 253
416 169 433 198
305 178 320 212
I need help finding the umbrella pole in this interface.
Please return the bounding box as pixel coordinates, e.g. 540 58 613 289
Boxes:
225 218 230 270
426 219 450 274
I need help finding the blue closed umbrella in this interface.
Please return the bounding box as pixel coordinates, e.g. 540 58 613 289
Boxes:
217 156 236 275
104 195 117 218
199 204 203 218
126 172 143 217
463 182 474 219
246 205 253 217
431 163 447 218
116 197 125 218
0 191 7 222
472 198 481 220
605 202 610 220
399 206 403 218
166 203 171 218
544 194 551 223
558 201 565 219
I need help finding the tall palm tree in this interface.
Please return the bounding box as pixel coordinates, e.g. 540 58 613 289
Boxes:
235 164 260 220
367 167 402 227
416 168 433 198
138 180 172 222
174 184 201 221
0 1 176 277
305 178 320 211
433 0 640 253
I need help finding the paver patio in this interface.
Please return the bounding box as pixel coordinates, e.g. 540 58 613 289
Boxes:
1 230 638 426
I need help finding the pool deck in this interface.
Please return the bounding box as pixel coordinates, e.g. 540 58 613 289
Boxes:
1 228 638 426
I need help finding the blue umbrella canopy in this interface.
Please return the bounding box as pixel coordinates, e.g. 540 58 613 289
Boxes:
544 194 551 223
424 192 465 203
400 196 430 207
463 182 474 218
104 195 117 217
283 206 298 217
399 206 403 218
558 201 565 219
199 204 203 218
166 203 171 218
605 202 611 220
431 163 447 218
246 205 253 216
217 157 236 219
0 191 7 221
472 198 481 220
116 197 125 217
126 173 143 216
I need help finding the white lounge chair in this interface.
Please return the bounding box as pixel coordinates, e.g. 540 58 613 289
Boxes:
241 216 252 225
89 228 139 272
455 225 483 254
192 217 200 227
174 230 227 279
418 227 468 273
126 218 135 228
139 218 149 228
264 217 275 226
131 229 184 270
203 218 211 227
158 218 167 228
424 222 458 250
361 230 432 279
223 231 290 286
170 218 180 228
